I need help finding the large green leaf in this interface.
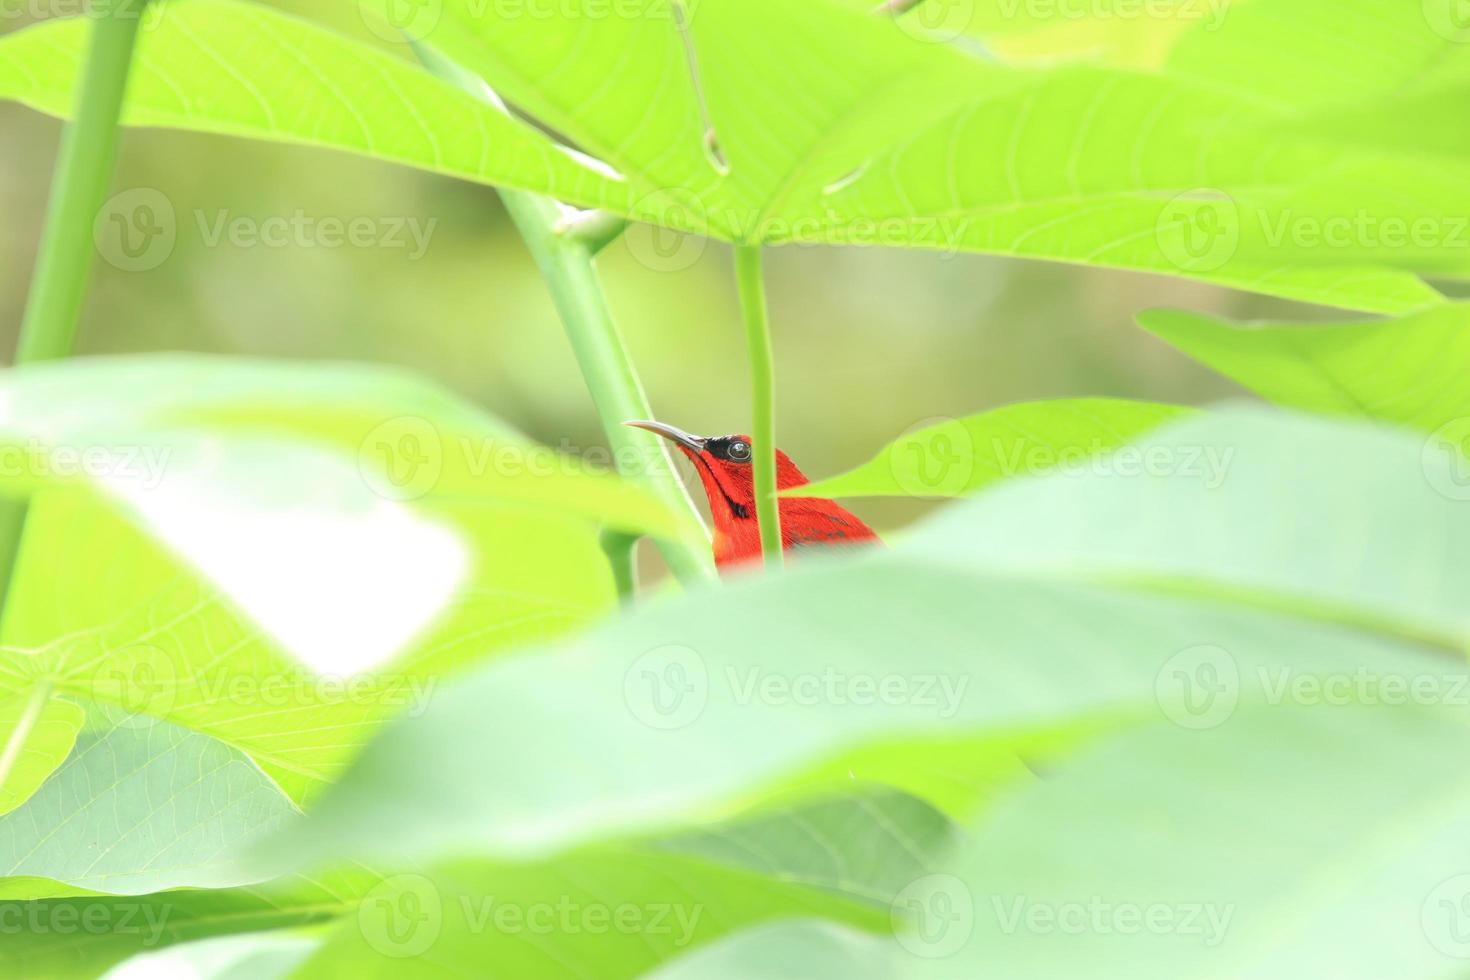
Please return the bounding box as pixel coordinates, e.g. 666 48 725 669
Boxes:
0 711 297 896
1138 304 1470 434
0 1 1455 312
0 1 624 207
1 870 370 978
643 707 1470 979
295 849 884 978
259 409 1469 871
0 689 83 816
797 398 1188 499
0 357 677 806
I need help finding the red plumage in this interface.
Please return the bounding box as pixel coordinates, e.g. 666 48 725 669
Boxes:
627 421 881 572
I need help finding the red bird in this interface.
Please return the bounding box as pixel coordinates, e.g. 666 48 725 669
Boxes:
627 420 881 572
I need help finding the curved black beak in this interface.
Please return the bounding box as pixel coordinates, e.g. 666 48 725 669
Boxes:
624 420 708 453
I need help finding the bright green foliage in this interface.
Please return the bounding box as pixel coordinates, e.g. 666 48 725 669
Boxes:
1140 304 1470 433
0 357 679 813
260 411 1467 873
0 712 297 896
0 688 83 816
0 0 1464 311
797 398 1188 499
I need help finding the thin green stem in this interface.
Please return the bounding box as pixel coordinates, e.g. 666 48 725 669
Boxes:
411 43 713 585
0 3 145 620
734 245 782 568
16 4 143 363
598 529 639 604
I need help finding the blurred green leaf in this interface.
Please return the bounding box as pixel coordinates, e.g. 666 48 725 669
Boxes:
0 356 678 805
796 398 1188 499
1139 303 1470 433
258 410 1467 871
1 870 370 978
296 848 883 978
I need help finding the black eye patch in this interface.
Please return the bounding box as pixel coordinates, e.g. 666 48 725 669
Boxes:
707 436 752 463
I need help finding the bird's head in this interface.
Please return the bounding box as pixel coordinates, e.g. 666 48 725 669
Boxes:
625 420 809 518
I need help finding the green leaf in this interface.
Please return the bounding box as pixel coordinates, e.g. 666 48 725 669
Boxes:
0 356 675 804
0 688 83 816
258 409 1468 871
1138 303 1470 433
652 787 961 907
0 1 1454 312
295 848 884 978
645 920 893 980
0 1 624 208
1 870 369 978
796 399 1189 499
909 705 1470 977
0 711 297 896
102 934 320 980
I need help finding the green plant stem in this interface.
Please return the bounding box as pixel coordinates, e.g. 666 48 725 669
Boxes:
498 189 712 584
411 43 713 585
598 529 639 604
0 3 145 619
734 245 782 568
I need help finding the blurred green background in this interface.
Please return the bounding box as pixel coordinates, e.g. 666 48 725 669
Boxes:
0 3 1397 541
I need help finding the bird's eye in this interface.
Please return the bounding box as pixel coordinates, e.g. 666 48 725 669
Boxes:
728 440 751 462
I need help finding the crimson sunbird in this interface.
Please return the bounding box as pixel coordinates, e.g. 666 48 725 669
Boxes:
626 420 881 571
